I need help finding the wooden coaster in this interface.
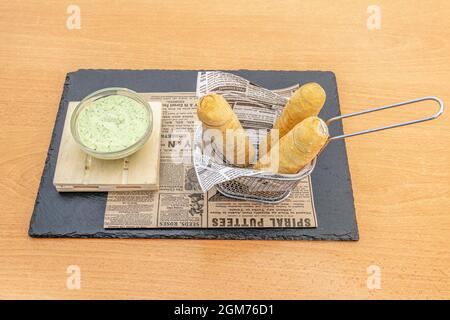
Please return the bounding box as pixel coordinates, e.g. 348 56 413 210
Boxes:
53 101 162 192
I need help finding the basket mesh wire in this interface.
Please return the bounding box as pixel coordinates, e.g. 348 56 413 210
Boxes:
195 126 316 203
216 176 301 203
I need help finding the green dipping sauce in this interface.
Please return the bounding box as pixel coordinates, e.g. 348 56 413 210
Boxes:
77 95 149 152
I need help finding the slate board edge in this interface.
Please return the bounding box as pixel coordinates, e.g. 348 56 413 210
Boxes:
29 73 73 238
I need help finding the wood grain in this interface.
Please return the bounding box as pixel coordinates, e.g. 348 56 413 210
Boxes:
0 0 449 299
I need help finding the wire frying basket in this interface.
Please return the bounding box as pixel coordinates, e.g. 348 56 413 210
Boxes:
194 96 444 203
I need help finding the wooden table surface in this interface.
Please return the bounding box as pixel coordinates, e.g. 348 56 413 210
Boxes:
1 0 449 299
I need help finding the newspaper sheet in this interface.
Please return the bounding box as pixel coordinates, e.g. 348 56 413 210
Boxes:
104 73 317 229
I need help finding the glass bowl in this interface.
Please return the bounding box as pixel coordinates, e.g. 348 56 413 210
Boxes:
70 87 153 160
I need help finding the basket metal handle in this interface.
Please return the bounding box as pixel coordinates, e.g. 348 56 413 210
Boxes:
326 96 444 141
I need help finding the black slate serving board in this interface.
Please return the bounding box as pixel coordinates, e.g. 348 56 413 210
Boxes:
29 70 358 240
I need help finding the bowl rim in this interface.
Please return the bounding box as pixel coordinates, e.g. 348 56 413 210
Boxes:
70 87 153 158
